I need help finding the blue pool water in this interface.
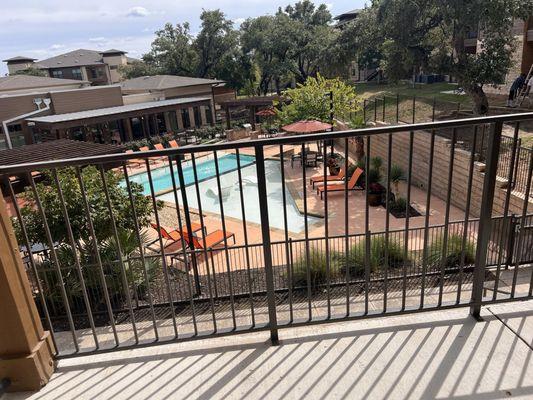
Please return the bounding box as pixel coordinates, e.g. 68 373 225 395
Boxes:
126 153 256 194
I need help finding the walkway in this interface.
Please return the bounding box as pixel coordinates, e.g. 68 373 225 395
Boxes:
4 301 533 400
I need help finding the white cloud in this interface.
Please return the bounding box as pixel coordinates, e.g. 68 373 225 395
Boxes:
234 17 245 26
49 44 65 50
88 37 106 43
127 6 150 18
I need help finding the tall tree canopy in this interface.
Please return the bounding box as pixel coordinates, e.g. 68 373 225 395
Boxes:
340 0 533 114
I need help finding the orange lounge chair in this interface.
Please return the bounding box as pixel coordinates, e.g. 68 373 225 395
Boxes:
138 146 160 165
310 167 346 188
153 143 165 150
316 167 364 199
149 222 204 250
168 140 179 149
186 230 236 250
125 150 145 168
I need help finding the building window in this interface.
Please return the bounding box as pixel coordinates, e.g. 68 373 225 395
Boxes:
51 70 63 78
71 68 83 80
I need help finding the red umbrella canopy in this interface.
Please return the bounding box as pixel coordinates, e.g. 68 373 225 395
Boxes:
256 108 277 117
282 120 333 133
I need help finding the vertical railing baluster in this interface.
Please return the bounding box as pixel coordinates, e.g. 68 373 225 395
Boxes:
420 131 436 308
364 136 371 315
471 121 504 319
323 139 331 319
403 131 414 310
213 150 237 330
52 168 99 349
185 154 218 332
167 157 198 336
493 123 520 299
438 129 457 306
514 150 533 296
457 126 478 304
28 171 79 353
384 134 392 312
344 138 351 317
255 146 279 344
99 165 139 343
301 143 312 321
75 167 119 348
279 145 293 324
236 148 256 327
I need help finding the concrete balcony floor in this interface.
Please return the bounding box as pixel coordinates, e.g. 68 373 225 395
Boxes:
4 301 533 400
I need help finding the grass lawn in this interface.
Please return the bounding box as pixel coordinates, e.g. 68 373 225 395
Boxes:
354 82 472 106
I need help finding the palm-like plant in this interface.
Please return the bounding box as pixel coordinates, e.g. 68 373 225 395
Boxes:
389 164 405 197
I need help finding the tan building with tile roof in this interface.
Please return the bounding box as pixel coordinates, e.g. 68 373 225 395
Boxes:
3 49 137 86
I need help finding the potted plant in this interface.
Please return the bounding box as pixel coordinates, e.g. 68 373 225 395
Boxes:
368 182 386 206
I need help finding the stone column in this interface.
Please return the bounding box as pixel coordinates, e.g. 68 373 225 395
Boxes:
0 195 56 392
175 109 184 131
188 107 196 128
163 112 172 133
200 106 208 127
123 118 133 142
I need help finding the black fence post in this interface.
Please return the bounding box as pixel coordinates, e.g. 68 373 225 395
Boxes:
396 94 400 123
471 121 504 320
506 214 518 269
363 99 367 124
412 95 416 124
255 145 279 345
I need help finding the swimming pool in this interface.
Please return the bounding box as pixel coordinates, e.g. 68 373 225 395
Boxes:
158 160 320 233
126 153 256 194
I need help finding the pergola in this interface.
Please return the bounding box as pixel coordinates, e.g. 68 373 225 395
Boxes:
26 97 212 144
218 95 286 130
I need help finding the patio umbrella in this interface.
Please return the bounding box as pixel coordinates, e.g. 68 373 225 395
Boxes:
282 120 332 134
283 120 335 156
255 108 277 117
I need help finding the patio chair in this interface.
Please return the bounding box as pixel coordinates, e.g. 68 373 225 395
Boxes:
153 143 165 151
304 153 319 168
185 230 236 250
168 229 236 270
138 146 160 165
148 222 204 250
168 140 179 149
316 167 364 199
310 167 346 188
125 150 145 168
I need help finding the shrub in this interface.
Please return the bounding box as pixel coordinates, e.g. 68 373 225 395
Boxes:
292 249 338 291
426 234 476 270
338 235 408 278
371 156 383 171
389 197 407 214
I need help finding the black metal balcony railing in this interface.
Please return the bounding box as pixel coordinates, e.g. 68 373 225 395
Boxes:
2 113 533 358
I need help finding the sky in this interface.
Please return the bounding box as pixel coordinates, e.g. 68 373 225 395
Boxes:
0 0 367 76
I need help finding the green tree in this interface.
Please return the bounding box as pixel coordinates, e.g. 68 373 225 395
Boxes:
371 0 533 114
14 67 47 77
118 61 160 79
15 166 157 248
195 10 238 78
143 22 198 76
276 74 360 124
282 1 336 83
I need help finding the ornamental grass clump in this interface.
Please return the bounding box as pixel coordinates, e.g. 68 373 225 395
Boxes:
292 248 339 291
338 235 409 278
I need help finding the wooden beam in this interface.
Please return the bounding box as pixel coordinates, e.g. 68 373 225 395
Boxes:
0 195 56 392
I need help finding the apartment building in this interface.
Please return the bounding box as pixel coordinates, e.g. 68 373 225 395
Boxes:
3 49 136 86
0 74 232 150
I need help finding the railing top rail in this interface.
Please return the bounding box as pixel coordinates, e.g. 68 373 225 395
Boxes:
1 112 533 174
